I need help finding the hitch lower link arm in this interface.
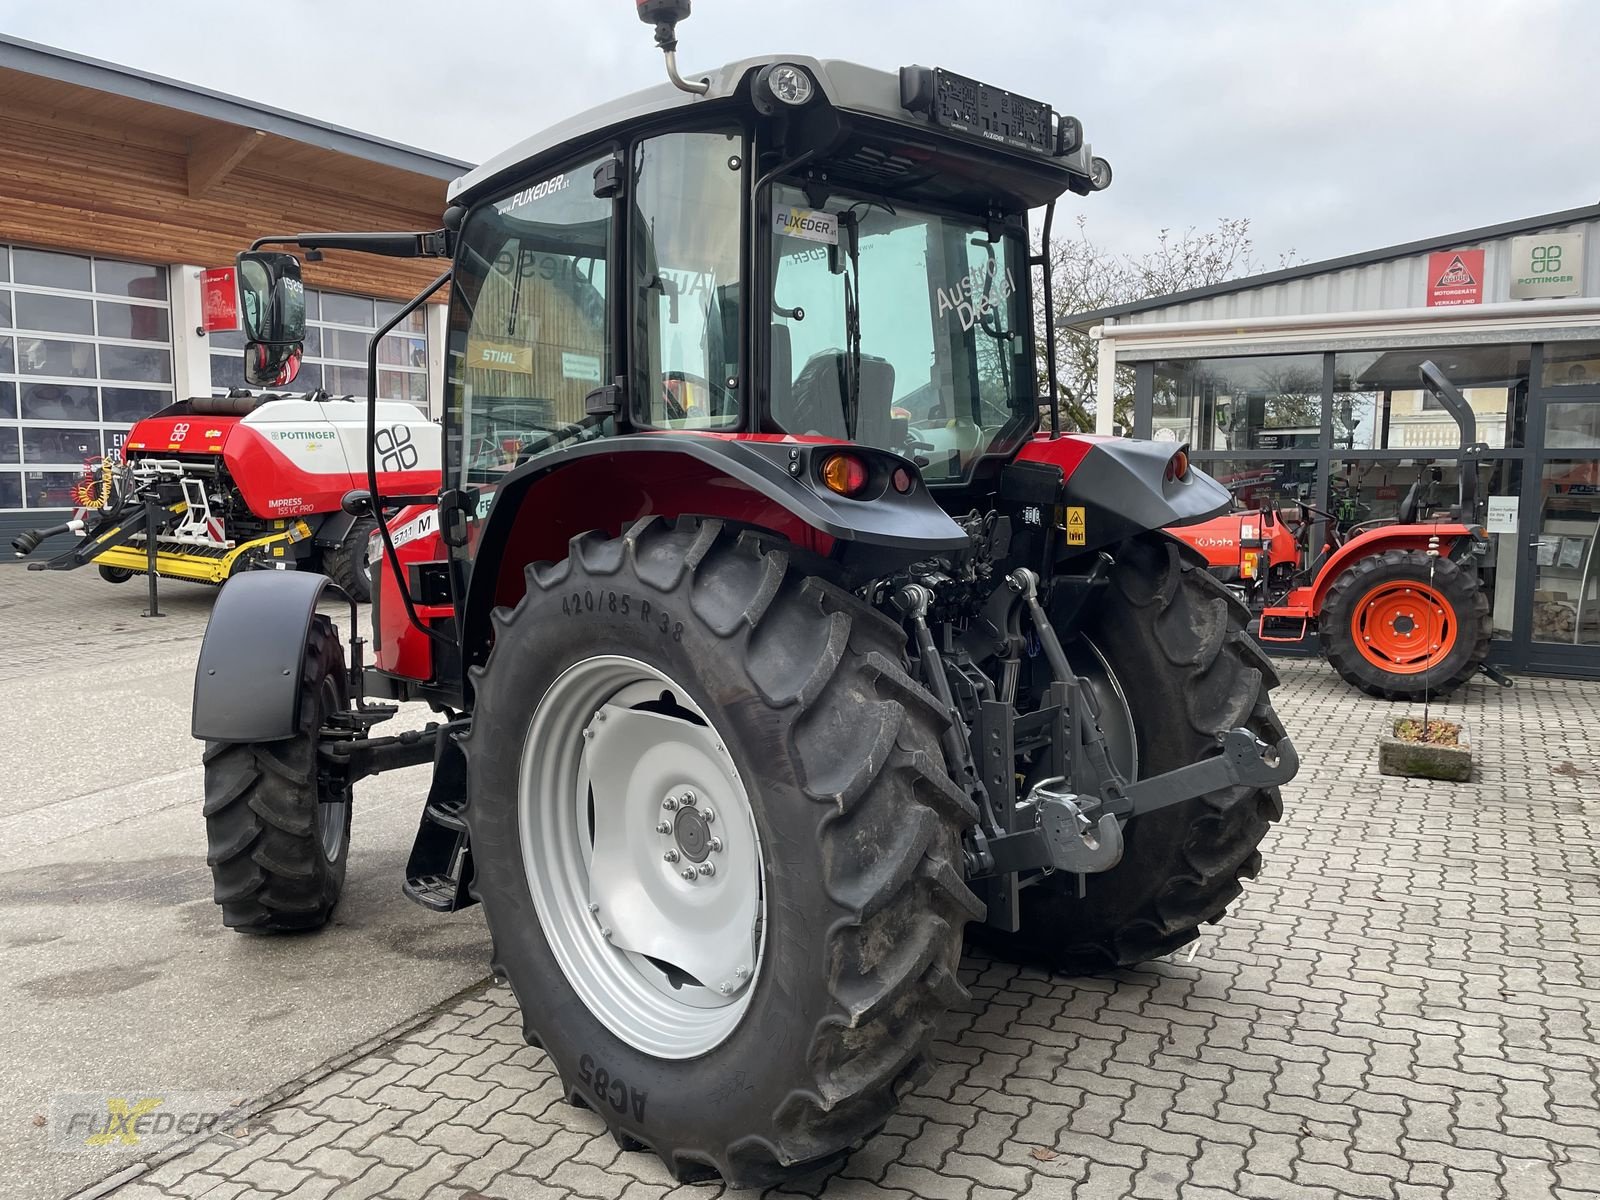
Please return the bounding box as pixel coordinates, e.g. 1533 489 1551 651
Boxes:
966 570 1299 882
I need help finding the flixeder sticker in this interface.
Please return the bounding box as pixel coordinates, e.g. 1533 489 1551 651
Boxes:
774 207 839 245
497 174 571 214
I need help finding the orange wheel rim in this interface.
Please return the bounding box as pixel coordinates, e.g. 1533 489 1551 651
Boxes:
1350 582 1457 674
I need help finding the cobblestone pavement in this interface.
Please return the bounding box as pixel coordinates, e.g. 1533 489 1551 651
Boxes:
82 658 1600 1200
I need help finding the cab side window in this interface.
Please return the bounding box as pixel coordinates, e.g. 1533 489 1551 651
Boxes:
449 163 612 486
630 131 743 429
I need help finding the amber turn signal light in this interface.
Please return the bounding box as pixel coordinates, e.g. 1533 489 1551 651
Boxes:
1165 449 1189 482
819 452 870 497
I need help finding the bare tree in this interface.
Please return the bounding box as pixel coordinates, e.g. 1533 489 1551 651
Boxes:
1034 216 1298 432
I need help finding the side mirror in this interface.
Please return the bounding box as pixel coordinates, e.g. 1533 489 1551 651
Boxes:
236 251 306 344
244 342 302 388
237 251 305 388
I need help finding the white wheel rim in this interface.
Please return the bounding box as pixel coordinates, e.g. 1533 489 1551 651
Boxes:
519 655 766 1059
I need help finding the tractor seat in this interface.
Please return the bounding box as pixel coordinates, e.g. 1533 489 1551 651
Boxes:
779 350 896 446
1395 478 1425 524
188 392 268 417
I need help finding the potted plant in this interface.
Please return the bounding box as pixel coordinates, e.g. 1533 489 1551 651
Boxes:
1378 716 1471 782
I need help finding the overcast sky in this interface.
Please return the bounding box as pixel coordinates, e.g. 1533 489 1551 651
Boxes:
6 0 1596 272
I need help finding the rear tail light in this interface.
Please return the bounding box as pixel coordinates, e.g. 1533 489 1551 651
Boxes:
891 466 916 495
1165 449 1190 482
819 452 870 497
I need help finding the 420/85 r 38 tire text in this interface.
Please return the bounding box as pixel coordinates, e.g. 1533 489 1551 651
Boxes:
463 517 983 1186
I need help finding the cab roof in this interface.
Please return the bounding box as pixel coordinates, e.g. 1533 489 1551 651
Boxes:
448 56 1102 212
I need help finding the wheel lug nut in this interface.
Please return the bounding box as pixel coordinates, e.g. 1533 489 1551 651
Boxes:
682 868 698 882
602 928 612 940
701 808 714 825
709 837 723 853
698 863 715 877
663 850 679 863
681 790 697 806
735 965 748 978
588 903 600 914
663 796 678 811
718 983 730 995
656 821 672 834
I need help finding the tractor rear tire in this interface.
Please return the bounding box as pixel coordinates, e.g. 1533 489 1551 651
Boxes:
463 517 982 1187
203 614 352 932
1319 548 1489 701
98 565 133 584
324 517 378 603
979 534 1286 975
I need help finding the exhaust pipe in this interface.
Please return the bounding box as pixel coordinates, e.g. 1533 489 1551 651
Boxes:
12 519 83 557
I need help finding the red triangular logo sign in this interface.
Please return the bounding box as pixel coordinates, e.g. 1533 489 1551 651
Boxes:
1435 255 1476 288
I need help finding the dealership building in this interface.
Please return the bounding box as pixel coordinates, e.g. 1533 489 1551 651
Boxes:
0 35 468 546
1074 204 1600 677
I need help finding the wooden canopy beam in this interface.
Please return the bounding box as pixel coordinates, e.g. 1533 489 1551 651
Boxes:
187 126 264 198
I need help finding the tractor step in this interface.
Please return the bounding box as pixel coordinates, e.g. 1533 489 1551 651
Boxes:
426 795 468 832
402 872 464 912
401 743 476 913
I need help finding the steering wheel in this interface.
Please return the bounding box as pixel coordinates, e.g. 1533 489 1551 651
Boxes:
1294 500 1349 551
662 371 737 423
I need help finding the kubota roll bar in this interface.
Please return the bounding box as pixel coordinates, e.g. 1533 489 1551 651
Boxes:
1418 359 1488 520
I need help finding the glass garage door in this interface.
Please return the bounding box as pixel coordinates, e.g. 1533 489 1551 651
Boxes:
0 245 173 515
208 289 430 410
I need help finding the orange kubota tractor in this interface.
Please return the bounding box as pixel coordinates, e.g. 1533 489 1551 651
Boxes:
1170 361 1500 700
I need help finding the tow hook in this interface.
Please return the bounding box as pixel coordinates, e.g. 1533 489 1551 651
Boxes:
1033 779 1123 873
968 777 1124 878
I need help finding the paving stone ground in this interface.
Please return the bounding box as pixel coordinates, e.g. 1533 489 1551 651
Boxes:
85 658 1600 1200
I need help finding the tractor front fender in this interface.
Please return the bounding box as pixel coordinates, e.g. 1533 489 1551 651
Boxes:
461 435 967 674
192 570 339 743
1303 522 1482 612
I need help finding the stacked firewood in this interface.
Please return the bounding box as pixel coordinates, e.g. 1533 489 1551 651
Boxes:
1532 595 1577 638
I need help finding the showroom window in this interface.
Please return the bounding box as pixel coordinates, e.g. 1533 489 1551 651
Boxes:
1331 344 1530 450
1541 340 1600 389
209 289 429 408
1151 354 1325 451
0 244 173 511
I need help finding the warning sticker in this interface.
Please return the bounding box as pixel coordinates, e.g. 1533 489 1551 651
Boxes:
1064 505 1086 546
774 207 839 245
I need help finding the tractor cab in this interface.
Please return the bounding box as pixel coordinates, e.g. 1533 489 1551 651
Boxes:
436 38 1110 495
233 13 1113 521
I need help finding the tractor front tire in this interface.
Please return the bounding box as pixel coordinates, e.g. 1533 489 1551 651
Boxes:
203 614 352 932
98 565 133 584
1319 548 1489 700
464 517 982 1187
324 516 378 603
981 534 1286 975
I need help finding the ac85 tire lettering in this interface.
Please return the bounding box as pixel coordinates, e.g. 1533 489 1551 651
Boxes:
561 588 682 641
577 1053 648 1121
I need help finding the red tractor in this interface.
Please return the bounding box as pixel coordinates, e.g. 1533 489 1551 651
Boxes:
190 3 1295 1185
1169 362 1495 700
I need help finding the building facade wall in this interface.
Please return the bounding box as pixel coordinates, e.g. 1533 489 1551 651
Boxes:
1109 216 1600 327
0 85 458 543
